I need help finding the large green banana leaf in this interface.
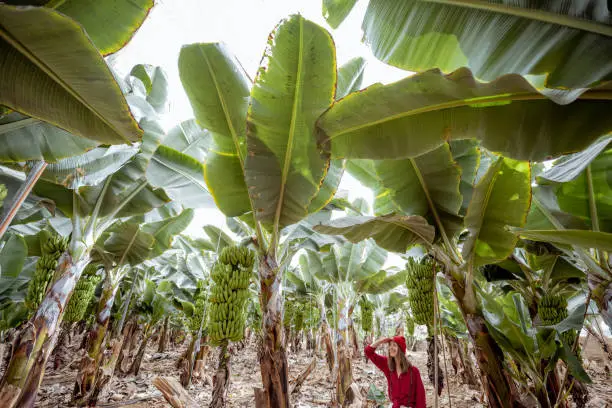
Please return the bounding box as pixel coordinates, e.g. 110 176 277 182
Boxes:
36 0 154 55
316 68 612 162
314 214 435 253
355 268 407 295
141 209 194 258
450 140 481 214
100 222 155 266
36 119 170 218
146 145 214 209
463 157 531 267
525 185 587 231
162 120 210 163
308 59 365 214
322 0 358 29
374 143 463 241
40 145 137 187
203 225 235 252
545 145 612 232
0 113 97 162
179 43 251 217
129 64 168 113
245 15 336 236
513 229 612 252
0 5 141 144
336 57 366 99
0 233 27 279
361 0 612 97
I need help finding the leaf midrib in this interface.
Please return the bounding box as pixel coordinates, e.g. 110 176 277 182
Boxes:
151 154 209 194
424 0 612 37
325 90 612 140
199 48 246 169
0 9 131 142
467 157 503 259
273 17 305 242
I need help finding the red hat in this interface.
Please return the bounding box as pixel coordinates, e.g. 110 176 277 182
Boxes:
392 336 407 354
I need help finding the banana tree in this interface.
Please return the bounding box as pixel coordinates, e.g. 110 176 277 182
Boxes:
127 279 175 376
73 209 193 406
514 137 612 333
315 145 533 407
0 1 153 238
177 24 364 405
323 0 612 103
0 71 214 407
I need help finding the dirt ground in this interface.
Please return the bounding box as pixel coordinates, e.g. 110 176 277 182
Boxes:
32 334 611 408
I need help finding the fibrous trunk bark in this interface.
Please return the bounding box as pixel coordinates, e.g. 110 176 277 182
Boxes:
115 318 136 375
88 335 124 406
0 253 88 408
153 376 198 408
158 316 169 353
464 314 523 408
209 343 230 408
257 254 289 408
180 335 196 387
443 266 525 408
128 329 151 376
336 297 353 406
73 276 120 405
321 321 334 373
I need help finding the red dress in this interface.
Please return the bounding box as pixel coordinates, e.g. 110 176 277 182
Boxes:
365 345 426 408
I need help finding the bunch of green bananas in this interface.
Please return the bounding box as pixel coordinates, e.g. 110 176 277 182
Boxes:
218 245 255 269
538 293 576 348
208 246 254 345
25 233 69 311
405 313 415 337
0 183 7 208
283 300 295 329
293 306 304 332
65 272 101 323
405 257 435 330
186 280 208 334
359 297 374 333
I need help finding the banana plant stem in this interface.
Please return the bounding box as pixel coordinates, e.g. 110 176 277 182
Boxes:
0 160 47 240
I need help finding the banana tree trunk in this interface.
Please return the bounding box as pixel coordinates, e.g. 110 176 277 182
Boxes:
590 278 612 333
128 326 151 376
427 336 444 396
88 335 125 407
210 343 230 408
257 254 289 408
73 275 120 405
335 297 353 406
0 161 47 241
193 338 210 380
0 253 88 408
347 305 359 359
180 335 196 387
115 318 136 375
321 321 334 373
158 316 169 353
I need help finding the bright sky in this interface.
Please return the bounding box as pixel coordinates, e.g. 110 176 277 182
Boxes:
111 0 410 267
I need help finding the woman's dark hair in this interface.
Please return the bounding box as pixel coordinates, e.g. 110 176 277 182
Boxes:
388 347 411 373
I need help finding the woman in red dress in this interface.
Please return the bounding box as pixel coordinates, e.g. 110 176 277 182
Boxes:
365 336 426 408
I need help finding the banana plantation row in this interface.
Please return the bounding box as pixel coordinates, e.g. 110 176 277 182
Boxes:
0 1 611 408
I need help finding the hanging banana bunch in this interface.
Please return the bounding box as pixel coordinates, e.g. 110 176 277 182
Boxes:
293 305 305 333
538 293 577 350
187 280 208 335
405 313 415 337
208 246 254 345
405 256 443 395
64 265 101 323
25 231 69 312
359 296 374 334
405 257 435 332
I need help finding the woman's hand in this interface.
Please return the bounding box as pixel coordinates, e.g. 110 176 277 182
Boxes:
369 337 391 349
